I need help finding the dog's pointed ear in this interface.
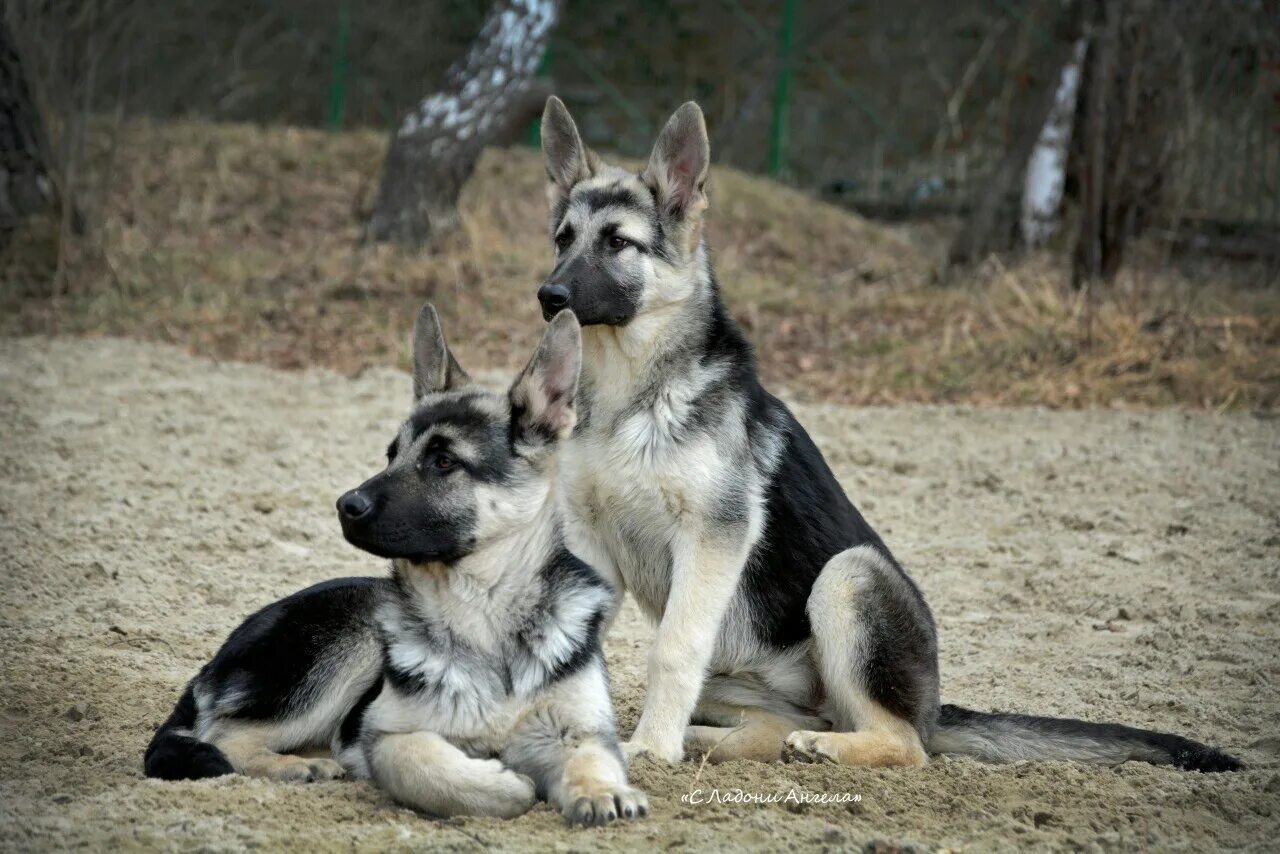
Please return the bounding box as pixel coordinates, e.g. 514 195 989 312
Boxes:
412 303 471 400
541 96 596 203
509 309 581 447
643 101 710 220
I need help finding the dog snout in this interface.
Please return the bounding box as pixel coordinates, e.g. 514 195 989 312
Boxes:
336 490 373 522
537 282 571 315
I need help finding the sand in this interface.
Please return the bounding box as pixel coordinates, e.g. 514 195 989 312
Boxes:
1 336 1277 852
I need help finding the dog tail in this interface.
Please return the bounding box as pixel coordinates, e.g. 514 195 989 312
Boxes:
928 704 1242 773
143 684 235 780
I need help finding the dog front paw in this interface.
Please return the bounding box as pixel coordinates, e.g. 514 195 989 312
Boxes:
560 782 649 827
482 769 539 819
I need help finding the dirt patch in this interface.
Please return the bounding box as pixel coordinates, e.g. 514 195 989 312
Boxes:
1 337 1278 851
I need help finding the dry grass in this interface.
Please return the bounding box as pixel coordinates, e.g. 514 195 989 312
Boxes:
3 119 1277 412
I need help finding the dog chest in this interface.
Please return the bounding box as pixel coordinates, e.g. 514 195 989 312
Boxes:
563 426 730 618
381 634 512 721
373 567 607 753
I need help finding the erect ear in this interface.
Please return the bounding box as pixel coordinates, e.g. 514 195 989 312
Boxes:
411 303 471 400
541 96 596 204
509 309 581 447
642 101 710 220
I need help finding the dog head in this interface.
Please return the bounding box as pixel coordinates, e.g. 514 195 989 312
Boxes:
536 97 711 327
337 303 581 565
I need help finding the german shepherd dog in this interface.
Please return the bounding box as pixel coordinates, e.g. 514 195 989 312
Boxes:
533 96 1241 773
144 306 649 825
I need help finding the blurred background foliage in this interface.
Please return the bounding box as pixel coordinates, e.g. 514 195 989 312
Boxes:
2 0 1278 411
26 0 1279 222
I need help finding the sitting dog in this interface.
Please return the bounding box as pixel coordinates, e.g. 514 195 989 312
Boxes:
532 95 1241 773
144 305 648 825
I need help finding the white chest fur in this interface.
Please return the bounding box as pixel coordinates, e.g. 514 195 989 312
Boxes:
366 550 611 757
373 632 529 754
562 380 749 620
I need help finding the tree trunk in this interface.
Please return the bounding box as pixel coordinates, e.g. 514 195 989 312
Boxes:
366 0 560 248
1071 0 1180 287
948 0 1084 268
0 15 55 247
1021 36 1087 246
1073 0 1119 285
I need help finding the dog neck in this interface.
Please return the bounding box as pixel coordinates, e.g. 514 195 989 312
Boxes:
390 486 562 648
580 241 720 414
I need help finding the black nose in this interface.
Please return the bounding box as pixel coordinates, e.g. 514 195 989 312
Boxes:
537 282 570 312
337 490 372 521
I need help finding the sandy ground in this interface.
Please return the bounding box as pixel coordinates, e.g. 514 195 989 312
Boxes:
1 336 1278 852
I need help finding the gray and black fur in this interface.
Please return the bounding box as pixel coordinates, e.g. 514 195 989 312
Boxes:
533 96 1241 773
145 306 649 825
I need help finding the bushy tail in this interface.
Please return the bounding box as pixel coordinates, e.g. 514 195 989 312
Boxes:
143 684 235 780
928 704 1242 773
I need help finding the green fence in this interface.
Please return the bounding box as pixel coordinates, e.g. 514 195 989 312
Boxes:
525 0 1277 230
39 0 1280 231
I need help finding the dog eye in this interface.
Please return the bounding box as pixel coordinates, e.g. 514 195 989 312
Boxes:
431 452 457 472
386 440 398 462
554 230 574 251
607 235 632 251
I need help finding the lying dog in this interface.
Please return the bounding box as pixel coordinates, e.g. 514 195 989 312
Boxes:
144 305 648 825
533 95 1241 773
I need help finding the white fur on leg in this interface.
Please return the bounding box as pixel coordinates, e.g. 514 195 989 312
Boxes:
553 737 648 826
625 529 753 762
367 731 537 818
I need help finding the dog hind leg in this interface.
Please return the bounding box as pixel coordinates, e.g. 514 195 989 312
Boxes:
211 725 346 782
784 708 926 767
684 705 803 764
785 545 939 768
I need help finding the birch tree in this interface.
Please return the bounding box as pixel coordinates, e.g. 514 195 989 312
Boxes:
367 0 560 247
1020 37 1087 246
948 0 1085 267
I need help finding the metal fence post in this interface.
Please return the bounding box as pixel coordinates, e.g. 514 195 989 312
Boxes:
528 44 554 148
328 0 351 130
768 0 797 178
